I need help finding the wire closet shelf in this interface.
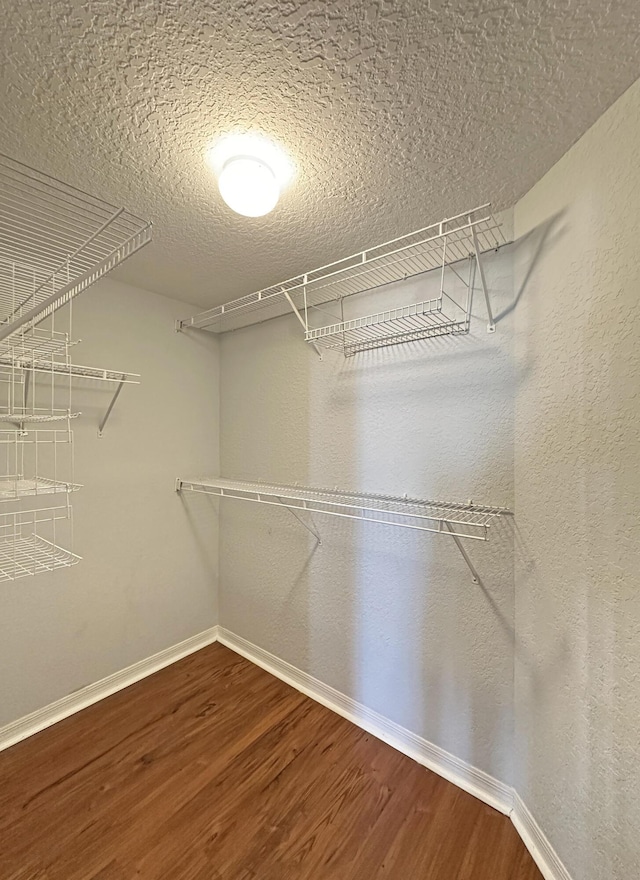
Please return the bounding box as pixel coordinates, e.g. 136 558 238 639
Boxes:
0 152 152 345
0 504 80 582
178 204 505 355
176 478 508 542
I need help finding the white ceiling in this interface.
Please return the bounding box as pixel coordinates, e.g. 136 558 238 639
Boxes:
1 1 639 309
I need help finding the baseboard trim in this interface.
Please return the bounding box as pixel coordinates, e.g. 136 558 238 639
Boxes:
511 793 573 880
0 624 573 880
217 627 513 815
0 626 219 753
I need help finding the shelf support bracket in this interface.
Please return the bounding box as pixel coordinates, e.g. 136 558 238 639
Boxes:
444 521 483 586
282 290 322 359
277 498 322 545
471 226 495 333
97 379 125 438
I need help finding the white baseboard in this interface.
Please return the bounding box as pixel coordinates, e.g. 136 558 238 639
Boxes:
511 793 573 880
0 623 573 880
0 626 219 753
217 627 513 815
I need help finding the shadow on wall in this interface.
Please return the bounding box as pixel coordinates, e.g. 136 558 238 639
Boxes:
210 226 567 785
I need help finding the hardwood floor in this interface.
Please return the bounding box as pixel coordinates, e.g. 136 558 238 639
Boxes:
0 643 542 879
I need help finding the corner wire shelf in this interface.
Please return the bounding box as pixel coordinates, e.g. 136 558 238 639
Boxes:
176 477 510 584
0 505 80 582
0 152 152 345
0 476 82 500
177 204 506 356
0 154 150 581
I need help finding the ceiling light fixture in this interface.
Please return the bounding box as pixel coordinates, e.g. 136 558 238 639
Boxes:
206 134 294 219
217 155 280 217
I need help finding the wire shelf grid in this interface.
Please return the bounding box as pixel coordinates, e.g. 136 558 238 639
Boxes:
177 477 508 541
179 205 504 337
0 505 79 581
305 295 469 356
0 153 151 344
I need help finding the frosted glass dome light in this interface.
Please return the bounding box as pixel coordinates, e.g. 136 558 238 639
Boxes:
217 155 280 217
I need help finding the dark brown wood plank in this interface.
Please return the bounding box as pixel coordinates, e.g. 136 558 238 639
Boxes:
0 642 542 880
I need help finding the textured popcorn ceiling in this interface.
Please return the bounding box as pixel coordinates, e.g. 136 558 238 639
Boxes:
1 1 639 308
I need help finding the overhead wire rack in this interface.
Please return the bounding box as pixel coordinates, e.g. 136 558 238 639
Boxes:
0 152 152 345
177 205 506 354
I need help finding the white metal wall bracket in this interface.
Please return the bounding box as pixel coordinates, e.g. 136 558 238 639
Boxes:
471 226 496 333
282 289 322 359
97 380 125 438
444 520 484 586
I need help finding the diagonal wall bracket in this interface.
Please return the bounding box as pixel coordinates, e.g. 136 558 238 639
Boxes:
97 379 125 438
444 520 484 586
278 497 322 545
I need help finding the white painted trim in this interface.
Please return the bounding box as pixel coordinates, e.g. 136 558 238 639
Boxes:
0 624 573 880
511 793 573 880
0 626 219 753
217 627 513 815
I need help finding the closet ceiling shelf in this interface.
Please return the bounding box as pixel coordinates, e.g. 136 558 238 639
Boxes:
0 153 152 345
176 477 509 542
0 534 80 581
0 357 140 384
0 476 81 500
178 204 505 336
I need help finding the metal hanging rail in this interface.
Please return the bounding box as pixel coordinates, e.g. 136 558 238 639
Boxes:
176 477 510 581
177 204 505 354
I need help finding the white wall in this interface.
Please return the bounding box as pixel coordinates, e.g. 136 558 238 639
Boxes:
513 79 640 879
219 246 517 784
0 278 219 726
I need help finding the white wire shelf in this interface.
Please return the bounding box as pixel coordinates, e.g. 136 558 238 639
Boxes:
176 477 508 542
0 153 152 344
0 505 80 582
0 475 81 500
178 205 505 336
0 356 140 384
0 327 72 360
0 535 80 581
306 295 469 356
0 410 80 424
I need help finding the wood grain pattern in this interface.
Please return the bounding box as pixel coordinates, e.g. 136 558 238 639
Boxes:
0 643 542 879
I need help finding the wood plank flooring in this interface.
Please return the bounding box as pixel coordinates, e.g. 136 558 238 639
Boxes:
0 643 542 879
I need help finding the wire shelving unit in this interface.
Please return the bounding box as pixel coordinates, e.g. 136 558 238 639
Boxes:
0 153 151 581
0 505 80 582
177 477 510 583
177 205 506 356
0 153 152 345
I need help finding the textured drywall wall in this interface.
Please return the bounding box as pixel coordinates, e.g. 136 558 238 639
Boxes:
0 279 219 726
218 245 516 783
513 78 640 879
1 2 640 307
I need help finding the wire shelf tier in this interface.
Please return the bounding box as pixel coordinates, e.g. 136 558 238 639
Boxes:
0 535 80 581
0 356 140 384
177 477 508 541
0 327 72 360
306 296 469 356
0 476 81 500
0 153 152 344
179 205 504 335
0 411 81 424
0 505 79 581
